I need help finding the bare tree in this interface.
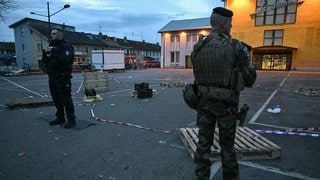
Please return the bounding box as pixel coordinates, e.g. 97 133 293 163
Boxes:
0 0 17 22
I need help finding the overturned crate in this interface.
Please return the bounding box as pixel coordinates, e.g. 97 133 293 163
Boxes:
83 72 109 92
180 127 281 161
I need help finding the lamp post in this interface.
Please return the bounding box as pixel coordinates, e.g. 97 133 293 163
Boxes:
30 2 70 30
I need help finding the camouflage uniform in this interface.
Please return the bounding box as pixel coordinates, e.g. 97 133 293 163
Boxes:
192 30 256 180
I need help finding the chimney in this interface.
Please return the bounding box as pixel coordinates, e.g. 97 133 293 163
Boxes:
98 32 102 40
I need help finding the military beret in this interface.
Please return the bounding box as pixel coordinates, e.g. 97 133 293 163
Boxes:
212 7 233 18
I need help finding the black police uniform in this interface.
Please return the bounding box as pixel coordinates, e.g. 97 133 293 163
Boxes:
43 39 76 128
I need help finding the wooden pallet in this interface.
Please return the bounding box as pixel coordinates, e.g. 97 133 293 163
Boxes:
180 127 281 161
83 71 109 80
83 72 109 92
6 97 53 109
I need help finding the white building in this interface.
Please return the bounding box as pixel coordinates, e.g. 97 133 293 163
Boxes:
158 18 211 69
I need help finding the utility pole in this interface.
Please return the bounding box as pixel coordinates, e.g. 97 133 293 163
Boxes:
30 2 70 31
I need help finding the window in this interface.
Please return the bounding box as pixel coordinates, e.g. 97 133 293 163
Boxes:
170 52 174 63
21 44 26 52
175 52 180 63
170 35 180 50
186 34 197 49
255 0 298 26
170 51 180 63
264 29 284 46
186 35 191 49
176 36 180 50
36 42 42 53
20 27 24 35
170 35 175 43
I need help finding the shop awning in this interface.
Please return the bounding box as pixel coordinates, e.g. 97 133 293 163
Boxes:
253 46 297 53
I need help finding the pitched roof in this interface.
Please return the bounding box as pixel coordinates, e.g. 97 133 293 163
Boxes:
27 24 105 46
158 17 211 33
9 17 161 51
9 18 105 46
9 18 75 31
114 38 160 51
63 31 106 46
90 34 123 49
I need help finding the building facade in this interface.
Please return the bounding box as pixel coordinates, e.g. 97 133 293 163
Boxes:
0 42 16 72
158 0 320 71
0 42 15 55
158 18 211 69
9 18 107 69
114 37 161 68
9 18 161 70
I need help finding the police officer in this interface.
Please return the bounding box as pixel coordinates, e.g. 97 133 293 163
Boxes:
191 7 256 179
43 28 76 129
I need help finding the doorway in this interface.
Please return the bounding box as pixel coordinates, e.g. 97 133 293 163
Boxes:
253 50 293 71
185 55 192 69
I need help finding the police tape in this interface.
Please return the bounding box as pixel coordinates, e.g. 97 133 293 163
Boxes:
280 127 320 132
79 103 177 134
255 130 320 138
72 80 83 95
79 102 320 136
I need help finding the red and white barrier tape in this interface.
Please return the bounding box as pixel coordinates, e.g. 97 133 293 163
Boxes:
72 80 83 95
255 130 320 138
79 103 176 134
79 103 320 137
280 127 320 132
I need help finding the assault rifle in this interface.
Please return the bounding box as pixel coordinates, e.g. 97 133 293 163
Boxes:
237 104 249 127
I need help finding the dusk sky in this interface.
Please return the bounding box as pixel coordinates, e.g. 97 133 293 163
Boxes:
0 0 224 44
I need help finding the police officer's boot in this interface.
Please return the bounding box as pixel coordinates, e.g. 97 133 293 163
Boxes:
64 119 76 129
49 119 66 126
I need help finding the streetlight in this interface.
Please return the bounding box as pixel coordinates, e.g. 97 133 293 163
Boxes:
30 2 70 30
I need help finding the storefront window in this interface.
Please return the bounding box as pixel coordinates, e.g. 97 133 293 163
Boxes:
254 52 292 71
262 54 287 70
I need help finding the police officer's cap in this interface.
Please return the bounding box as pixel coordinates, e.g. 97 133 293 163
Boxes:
212 7 233 18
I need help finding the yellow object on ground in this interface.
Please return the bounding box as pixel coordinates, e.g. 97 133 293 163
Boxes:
83 95 103 102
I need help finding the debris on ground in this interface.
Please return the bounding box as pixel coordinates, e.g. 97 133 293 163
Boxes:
290 88 320 96
160 81 188 88
267 105 281 113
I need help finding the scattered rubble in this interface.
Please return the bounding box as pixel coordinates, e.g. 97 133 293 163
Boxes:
289 88 320 96
160 81 189 88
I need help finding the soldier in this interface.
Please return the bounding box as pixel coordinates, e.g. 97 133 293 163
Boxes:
43 28 76 129
191 7 257 180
